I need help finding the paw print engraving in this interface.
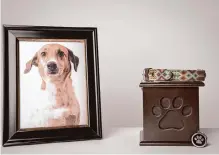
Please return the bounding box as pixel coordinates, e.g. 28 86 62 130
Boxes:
191 132 207 148
194 135 204 144
152 97 192 130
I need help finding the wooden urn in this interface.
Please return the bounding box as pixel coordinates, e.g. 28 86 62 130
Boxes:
139 69 205 146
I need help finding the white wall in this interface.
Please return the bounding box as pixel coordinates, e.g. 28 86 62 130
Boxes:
1 0 219 151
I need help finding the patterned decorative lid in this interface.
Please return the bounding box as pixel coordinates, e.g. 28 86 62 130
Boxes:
142 68 206 82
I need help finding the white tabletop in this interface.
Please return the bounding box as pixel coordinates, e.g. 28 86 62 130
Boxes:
1 127 219 154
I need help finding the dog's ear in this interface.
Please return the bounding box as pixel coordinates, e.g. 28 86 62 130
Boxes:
24 53 38 74
68 49 79 72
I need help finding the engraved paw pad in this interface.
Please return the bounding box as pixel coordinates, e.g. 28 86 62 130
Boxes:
152 97 192 130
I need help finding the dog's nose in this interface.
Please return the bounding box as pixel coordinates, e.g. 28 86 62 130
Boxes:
47 62 57 70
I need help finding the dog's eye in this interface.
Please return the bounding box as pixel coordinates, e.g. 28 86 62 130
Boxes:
57 51 64 57
41 52 46 57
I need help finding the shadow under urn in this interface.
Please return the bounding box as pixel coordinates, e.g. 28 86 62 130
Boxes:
139 68 206 146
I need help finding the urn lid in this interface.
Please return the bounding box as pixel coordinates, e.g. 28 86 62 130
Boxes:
140 68 206 87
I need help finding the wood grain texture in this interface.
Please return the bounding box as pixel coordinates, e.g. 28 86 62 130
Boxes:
140 82 203 146
140 81 205 87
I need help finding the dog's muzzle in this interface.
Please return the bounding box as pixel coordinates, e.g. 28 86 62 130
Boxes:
47 61 58 74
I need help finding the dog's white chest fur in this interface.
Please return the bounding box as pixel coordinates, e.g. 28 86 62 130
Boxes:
28 82 68 128
46 82 57 106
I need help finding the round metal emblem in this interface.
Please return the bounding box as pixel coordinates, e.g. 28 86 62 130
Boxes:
191 132 207 148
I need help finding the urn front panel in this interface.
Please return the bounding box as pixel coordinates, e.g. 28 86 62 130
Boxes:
142 87 199 143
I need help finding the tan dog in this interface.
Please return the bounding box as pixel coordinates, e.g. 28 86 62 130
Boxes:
24 43 80 127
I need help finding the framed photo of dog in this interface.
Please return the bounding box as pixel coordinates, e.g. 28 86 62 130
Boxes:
3 25 102 146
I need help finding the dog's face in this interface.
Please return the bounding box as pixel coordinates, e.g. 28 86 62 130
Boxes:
24 44 79 82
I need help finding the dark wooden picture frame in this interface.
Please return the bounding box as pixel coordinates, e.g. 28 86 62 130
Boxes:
2 25 102 147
